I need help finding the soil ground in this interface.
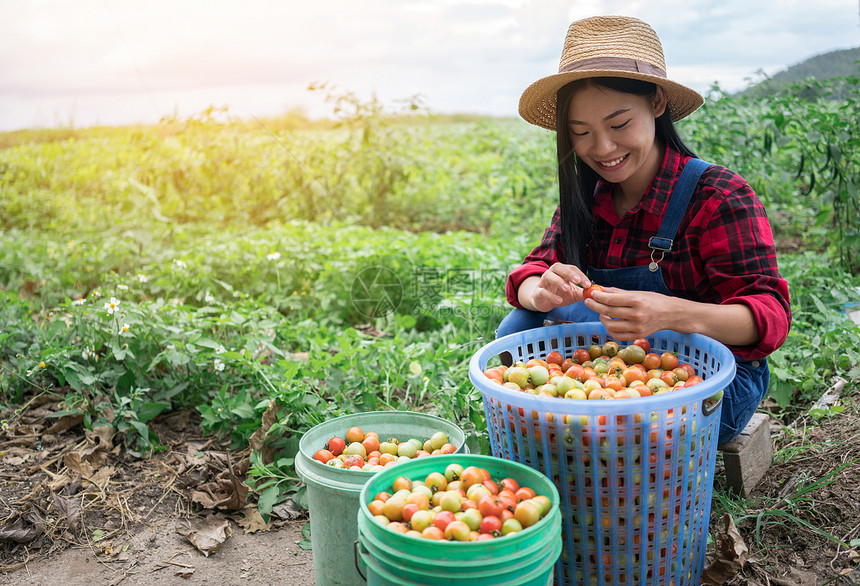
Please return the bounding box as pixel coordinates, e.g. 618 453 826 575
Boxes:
1 386 859 586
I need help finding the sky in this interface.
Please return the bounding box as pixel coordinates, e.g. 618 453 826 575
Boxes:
1 0 859 131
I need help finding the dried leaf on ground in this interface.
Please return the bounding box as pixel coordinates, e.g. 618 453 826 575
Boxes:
176 515 233 557
44 413 84 435
189 452 250 511
234 505 272 534
271 499 303 520
63 452 115 488
52 494 81 535
0 509 45 544
701 513 748 585
770 566 820 586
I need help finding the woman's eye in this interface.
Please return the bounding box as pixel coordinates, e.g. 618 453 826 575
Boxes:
612 120 631 130
571 130 588 137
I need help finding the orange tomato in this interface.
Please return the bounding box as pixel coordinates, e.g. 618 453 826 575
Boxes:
582 284 603 300
660 352 680 371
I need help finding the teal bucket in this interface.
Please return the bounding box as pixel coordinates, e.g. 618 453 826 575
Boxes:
294 411 468 586
355 454 562 586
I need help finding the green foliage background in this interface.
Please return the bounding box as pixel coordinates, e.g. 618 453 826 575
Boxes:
1 79 860 508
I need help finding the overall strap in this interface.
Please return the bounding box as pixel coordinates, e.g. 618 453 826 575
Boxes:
647 157 711 271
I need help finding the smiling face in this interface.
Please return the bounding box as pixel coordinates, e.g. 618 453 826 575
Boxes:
566 81 667 199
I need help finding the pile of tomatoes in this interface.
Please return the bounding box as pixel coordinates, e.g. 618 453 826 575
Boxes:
482 338 704 400
367 462 551 541
312 426 458 472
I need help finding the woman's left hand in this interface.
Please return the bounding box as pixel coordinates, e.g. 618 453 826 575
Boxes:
584 286 760 347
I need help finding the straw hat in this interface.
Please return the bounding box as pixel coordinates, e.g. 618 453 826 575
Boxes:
519 16 704 130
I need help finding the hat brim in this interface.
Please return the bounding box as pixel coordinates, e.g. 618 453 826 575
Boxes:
519 70 704 131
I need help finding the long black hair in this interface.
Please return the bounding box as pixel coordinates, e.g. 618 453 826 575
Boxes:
555 77 697 269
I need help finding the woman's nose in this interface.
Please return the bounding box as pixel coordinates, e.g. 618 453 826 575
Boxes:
592 132 615 156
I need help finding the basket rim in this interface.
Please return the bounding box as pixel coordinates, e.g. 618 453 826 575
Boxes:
469 323 737 415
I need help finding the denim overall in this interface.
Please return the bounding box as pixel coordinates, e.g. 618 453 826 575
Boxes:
496 159 769 444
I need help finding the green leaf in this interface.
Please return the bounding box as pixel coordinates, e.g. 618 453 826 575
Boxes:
129 420 150 444
257 485 280 516
137 401 170 423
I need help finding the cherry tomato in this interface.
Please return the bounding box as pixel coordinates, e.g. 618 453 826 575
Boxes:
313 449 334 464
326 436 346 456
632 338 651 353
582 284 603 300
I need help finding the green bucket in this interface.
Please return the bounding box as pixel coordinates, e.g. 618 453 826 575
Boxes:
294 411 468 586
355 454 562 586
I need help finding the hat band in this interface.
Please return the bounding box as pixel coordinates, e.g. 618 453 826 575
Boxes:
559 56 667 79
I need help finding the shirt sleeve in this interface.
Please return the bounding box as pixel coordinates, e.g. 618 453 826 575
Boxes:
696 179 792 360
505 206 564 308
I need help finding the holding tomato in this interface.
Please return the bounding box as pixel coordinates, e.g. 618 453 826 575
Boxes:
582 284 602 301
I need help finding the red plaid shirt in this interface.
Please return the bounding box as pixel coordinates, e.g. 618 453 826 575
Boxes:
506 147 791 360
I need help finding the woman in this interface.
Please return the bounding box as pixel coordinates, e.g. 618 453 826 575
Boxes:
498 16 791 444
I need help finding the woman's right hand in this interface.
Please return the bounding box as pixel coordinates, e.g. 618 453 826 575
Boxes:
520 263 591 312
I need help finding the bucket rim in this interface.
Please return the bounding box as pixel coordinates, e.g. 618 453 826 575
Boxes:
358 454 561 550
298 410 468 478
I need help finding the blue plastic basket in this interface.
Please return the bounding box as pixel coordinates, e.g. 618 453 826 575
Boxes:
468 323 737 586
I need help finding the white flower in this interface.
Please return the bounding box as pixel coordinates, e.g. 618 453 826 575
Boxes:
104 297 120 315
82 347 93 360
91 289 102 297
121 323 130 332
173 259 187 269
136 273 148 283
267 251 281 261
117 283 129 291
72 298 85 306
204 291 216 304
216 344 226 354
214 358 225 372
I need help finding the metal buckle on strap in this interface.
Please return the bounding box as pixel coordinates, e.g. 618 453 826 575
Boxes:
648 236 673 251
648 237 672 272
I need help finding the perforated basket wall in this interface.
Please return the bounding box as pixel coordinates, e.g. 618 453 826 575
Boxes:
469 323 736 586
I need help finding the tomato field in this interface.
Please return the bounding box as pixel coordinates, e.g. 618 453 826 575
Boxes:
2 78 860 583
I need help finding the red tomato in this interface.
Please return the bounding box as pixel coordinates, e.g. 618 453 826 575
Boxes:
633 338 651 353
572 348 591 365
477 495 505 518
582 284 603 300
313 449 334 464
479 515 502 536
546 351 564 366
643 352 662 370
433 510 456 531
361 435 380 454
514 486 536 502
326 436 346 456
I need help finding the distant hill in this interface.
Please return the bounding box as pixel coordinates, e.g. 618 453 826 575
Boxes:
741 46 860 99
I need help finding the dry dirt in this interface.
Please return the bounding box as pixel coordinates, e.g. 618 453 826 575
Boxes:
1 384 859 586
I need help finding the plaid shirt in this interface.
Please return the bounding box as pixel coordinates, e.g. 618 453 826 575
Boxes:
506 147 791 360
